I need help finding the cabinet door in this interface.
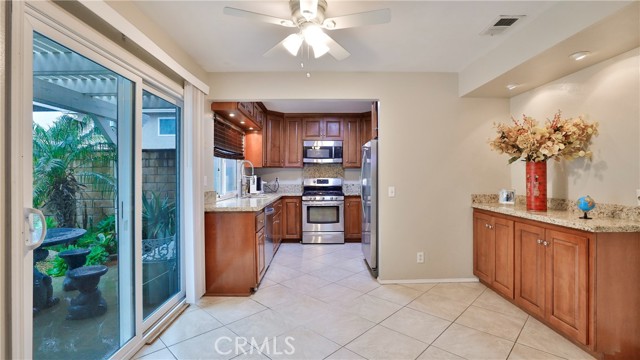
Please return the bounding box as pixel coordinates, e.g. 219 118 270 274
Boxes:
493 218 514 298
303 118 322 139
545 229 589 345
323 117 343 139
473 212 494 284
256 227 265 281
238 101 255 119
245 131 263 168
264 113 284 167
284 118 302 167
360 113 372 146
254 104 265 128
343 118 361 168
273 211 282 253
345 197 362 240
371 101 378 139
282 197 301 239
515 222 546 317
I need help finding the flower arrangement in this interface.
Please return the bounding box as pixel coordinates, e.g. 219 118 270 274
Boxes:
489 111 599 163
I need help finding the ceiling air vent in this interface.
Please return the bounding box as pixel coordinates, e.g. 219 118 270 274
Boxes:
481 15 525 36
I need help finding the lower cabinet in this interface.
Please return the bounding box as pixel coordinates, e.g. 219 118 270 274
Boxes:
204 210 269 295
282 196 301 240
473 211 514 298
474 209 640 359
345 196 362 241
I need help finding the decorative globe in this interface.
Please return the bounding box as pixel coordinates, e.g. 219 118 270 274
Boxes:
577 195 596 219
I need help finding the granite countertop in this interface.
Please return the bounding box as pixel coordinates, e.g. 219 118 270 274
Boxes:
205 192 302 212
473 202 640 233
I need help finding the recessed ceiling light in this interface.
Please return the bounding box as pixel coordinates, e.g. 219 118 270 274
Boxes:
248 127 254 130
229 113 235 117
569 51 591 61
506 84 519 90
240 121 245 124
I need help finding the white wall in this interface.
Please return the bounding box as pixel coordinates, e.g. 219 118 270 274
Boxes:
510 48 640 206
208 72 510 280
0 1 6 355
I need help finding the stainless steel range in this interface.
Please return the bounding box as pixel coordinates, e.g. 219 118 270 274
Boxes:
302 178 345 244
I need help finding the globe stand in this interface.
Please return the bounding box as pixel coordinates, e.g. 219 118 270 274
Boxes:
580 211 592 220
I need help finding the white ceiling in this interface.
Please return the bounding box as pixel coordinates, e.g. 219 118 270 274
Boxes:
128 0 638 104
132 1 556 73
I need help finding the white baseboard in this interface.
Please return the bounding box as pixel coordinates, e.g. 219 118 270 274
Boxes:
377 277 479 285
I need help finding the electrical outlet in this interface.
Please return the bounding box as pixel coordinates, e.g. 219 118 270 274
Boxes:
417 252 425 263
636 189 640 206
388 186 396 197
275 177 279 182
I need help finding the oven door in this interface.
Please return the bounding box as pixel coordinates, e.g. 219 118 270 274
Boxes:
302 201 345 232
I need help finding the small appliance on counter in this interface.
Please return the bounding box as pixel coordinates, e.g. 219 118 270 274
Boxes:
249 175 263 194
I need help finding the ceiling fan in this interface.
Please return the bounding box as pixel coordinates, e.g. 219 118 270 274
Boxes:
223 0 391 61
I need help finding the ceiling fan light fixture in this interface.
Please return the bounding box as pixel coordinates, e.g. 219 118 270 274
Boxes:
311 42 330 58
300 0 318 21
282 33 304 56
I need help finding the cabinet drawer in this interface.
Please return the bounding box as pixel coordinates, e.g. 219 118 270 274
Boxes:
256 211 265 230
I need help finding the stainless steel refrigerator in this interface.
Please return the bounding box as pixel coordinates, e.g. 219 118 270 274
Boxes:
361 139 378 276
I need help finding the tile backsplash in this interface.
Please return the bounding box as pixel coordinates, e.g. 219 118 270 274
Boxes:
303 164 344 179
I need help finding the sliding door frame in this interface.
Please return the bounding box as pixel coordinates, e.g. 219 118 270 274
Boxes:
9 1 188 358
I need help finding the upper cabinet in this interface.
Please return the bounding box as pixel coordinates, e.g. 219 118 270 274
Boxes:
211 101 264 131
264 112 285 167
303 117 343 140
284 117 303 168
343 117 361 168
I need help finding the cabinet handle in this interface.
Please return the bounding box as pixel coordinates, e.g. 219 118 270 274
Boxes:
543 240 549 247
485 224 493 229
537 239 543 244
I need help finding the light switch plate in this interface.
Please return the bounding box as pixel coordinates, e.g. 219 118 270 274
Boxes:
388 186 396 197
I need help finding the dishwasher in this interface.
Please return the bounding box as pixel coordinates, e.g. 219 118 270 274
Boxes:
264 206 275 267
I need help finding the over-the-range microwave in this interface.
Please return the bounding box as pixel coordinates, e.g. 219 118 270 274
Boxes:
302 140 343 164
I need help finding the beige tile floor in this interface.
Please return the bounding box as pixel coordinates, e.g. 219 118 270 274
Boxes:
133 243 596 360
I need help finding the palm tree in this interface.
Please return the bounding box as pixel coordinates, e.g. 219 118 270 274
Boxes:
33 114 116 228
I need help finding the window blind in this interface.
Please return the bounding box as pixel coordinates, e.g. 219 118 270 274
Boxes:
214 118 244 159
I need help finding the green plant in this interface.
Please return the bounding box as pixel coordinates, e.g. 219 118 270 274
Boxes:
86 245 108 265
142 191 176 239
45 217 58 230
33 114 116 227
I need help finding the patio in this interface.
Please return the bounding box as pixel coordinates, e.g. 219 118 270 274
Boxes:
33 263 120 360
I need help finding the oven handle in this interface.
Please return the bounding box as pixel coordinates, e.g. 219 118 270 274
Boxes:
302 201 344 207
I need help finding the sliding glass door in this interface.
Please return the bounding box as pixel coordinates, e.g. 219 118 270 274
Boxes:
141 90 182 320
31 32 136 360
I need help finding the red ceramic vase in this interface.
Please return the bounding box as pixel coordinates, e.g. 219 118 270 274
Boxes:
526 161 547 211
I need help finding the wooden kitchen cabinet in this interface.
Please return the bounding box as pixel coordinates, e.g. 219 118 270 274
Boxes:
264 112 285 167
273 199 283 252
245 130 263 167
211 102 262 131
204 210 267 295
282 196 301 240
514 221 590 344
473 211 514 298
254 103 266 128
472 208 640 358
284 117 303 167
343 118 361 168
514 221 547 317
345 196 362 241
360 111 373 146
303 117 343 140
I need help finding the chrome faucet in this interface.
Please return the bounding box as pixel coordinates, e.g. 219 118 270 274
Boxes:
238 160 255 198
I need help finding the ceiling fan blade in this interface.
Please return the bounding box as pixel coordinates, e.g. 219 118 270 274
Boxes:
223 7 295 27
263 34 303 57
322 8 391 30
320 33 351 61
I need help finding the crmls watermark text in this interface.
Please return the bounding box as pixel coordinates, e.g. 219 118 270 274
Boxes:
214 336 296 356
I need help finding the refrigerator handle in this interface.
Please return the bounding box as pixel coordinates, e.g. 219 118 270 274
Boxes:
360 146 368 217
